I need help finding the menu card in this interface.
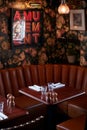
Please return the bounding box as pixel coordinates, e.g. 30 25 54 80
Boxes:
51 82 65 89
0 112 8 120
28 85 42 92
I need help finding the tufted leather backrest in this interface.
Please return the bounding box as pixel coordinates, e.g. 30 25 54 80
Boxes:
45 64 54 83
23 65 33 86
68 65 86 90
81 69 87 92
8 68 21 96
0 72 5 97
0 64 87 97
53 64 62 83
68 65 77 88
15 67 26 89
75 66 85 90
0 67 26 97
23 64 87 92
1 69 13 96
61 65 70 86
37 65 46 86
30 65 39 85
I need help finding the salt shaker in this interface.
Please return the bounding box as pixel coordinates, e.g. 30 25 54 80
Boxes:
7 94 15 113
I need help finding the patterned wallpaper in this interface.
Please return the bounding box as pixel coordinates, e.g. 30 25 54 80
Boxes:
0 0 87 69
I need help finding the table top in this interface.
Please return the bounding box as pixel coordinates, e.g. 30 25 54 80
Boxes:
19 86 85 105
0 96 29 121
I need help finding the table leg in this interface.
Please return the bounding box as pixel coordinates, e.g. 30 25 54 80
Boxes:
45 104 58 130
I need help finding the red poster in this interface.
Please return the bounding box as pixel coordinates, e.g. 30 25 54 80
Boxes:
11 9 43 47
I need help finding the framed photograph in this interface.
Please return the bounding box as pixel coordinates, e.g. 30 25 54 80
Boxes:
70 9 86 31
11 8 43 48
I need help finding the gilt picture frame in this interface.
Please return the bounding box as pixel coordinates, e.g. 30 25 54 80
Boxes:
70 9 86 31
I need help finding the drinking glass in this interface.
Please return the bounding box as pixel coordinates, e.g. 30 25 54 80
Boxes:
41 86 47 99
0 102 4 113
48 82 53 92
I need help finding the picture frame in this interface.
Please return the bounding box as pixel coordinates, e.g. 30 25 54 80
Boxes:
11 8 43 48
70 9 86 31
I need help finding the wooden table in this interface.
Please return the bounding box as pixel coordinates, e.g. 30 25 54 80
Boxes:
19 86 85 130
19 86 85 105
0 96 28 119
0 96 29 129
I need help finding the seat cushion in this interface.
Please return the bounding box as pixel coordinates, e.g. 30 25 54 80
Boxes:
68 94 87 118
56 115 86 130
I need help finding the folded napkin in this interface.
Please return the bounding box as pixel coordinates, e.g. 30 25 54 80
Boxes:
52 82 65 89
0 112 8 120
28 85 42 92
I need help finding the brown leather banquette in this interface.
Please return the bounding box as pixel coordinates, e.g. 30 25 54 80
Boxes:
0 64 87 118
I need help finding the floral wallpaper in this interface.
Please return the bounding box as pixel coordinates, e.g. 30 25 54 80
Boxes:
78 31 87 66
0 0 87 69
56 0 87 66
0 0 56 69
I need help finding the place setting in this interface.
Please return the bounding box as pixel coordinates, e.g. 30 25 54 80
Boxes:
28 82 65 92
27 82 66 104
28 85 43 92
40 83 59 104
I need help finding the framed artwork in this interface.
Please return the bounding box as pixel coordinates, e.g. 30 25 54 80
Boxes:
11 8 43 47
70 9 86 31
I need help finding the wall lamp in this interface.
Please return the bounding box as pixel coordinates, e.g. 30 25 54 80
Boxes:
58 0 70 14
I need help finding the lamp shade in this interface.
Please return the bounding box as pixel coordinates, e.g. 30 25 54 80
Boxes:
58 3 69 14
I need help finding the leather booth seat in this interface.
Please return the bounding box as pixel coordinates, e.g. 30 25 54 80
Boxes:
0 64 87 119
56 115 86 130
68 94 87 118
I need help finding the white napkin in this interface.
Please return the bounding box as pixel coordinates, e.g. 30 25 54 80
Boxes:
0 112 8 120
52 82 65 89
28 85 42 92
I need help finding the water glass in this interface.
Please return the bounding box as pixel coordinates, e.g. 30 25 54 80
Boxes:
48 82 53 92
41 86 47 99
0 102 4 113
